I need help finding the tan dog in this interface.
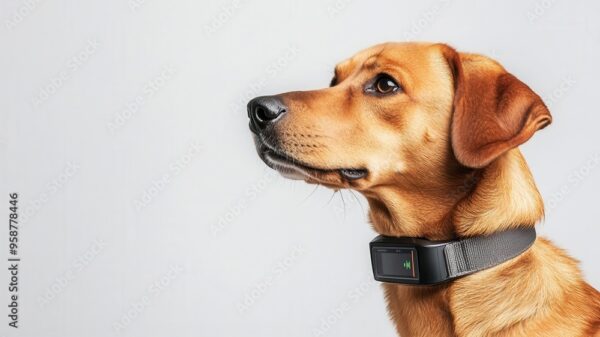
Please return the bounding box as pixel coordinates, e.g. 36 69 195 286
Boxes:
247 42 600 337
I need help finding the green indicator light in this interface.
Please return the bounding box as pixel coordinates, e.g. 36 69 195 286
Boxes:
403 260 411 270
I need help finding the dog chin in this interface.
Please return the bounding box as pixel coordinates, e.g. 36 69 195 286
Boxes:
272 166 307 181
261 151 311 181
252 136 366 186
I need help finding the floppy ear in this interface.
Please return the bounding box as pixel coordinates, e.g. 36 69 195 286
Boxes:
440 45 552 168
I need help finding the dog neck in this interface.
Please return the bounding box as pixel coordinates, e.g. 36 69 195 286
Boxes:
367 149 596 337
364 149 545 240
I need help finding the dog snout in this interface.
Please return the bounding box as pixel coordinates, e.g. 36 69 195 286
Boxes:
247 95 287 132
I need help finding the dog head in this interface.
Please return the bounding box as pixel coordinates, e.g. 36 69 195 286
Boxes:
248 42 551 195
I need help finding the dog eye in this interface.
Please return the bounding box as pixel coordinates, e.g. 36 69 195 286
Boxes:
365 74 401 96
374 75 400 94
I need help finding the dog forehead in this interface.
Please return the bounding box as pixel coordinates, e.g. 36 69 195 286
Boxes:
335 42 442 76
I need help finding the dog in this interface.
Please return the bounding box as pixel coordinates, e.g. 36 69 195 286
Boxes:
247 42 600 337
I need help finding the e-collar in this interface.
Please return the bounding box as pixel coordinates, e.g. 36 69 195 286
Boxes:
369 227 536 285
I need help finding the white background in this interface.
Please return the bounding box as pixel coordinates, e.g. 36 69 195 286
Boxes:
0 0 599 336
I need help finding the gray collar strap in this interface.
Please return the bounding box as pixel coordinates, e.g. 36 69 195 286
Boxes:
369 227 537 285
444 227 537 278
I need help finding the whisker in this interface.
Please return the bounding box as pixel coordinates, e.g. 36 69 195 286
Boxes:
339 190 347 220
327 189 337 205
301 184 321 204
348 189 366 216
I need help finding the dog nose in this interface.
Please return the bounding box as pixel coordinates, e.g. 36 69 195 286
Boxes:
247 96 287 130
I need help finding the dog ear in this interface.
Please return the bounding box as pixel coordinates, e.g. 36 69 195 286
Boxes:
439 45 552 168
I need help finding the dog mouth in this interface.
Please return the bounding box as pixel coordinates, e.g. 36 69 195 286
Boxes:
254 138 368 183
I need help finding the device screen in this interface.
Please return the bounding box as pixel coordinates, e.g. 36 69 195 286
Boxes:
376 249 417 279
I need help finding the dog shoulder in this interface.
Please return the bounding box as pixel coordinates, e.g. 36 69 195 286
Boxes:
450 237 599 337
